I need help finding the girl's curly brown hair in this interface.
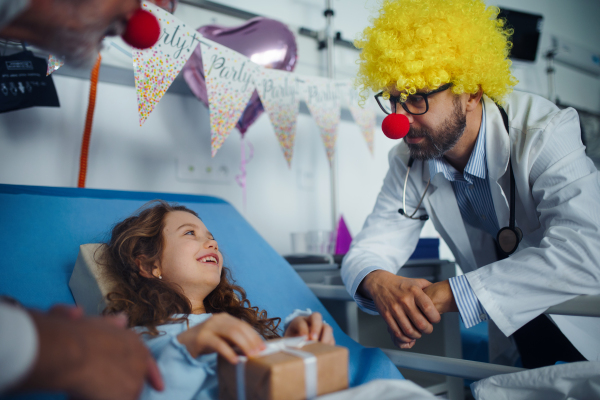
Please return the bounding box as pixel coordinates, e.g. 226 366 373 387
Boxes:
101 200 281 339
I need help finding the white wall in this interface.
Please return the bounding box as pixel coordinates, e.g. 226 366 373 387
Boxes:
1 0 599 256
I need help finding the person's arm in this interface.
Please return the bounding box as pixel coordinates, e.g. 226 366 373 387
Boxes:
460 107 600 337
341 145 440 348
175 313 266 364
136 313 264 400
8 305 163 400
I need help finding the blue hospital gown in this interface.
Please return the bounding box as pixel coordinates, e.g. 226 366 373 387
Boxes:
135 314 219 400
135 310 311 400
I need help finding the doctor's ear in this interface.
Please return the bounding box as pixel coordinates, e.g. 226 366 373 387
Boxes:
135 256 161 279
466 87 484 112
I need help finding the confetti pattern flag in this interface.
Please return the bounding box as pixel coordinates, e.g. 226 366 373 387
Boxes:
199 38 260 157
46 55 64 76
347 85 376 156
133 2 202 126
255 69 300 167
349 103 376 156
300 76 341 166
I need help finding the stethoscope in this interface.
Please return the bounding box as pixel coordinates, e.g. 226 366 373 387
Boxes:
397 105 522 256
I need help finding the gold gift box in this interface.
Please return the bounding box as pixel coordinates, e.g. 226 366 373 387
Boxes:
218 340 349 400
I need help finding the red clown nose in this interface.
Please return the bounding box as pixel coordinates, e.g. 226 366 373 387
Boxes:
122 9 161 49
381 113 410 139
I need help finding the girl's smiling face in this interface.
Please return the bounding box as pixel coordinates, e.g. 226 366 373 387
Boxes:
156 211 223 311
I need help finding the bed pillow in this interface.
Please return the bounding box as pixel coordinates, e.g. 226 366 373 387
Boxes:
69 243 118 315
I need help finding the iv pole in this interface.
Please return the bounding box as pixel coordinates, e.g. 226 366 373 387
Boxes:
324 0 338 239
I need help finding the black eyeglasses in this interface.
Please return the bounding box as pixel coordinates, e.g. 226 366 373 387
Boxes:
374 83 453 116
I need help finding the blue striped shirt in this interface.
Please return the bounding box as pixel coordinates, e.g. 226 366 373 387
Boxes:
353 104 495 327
429 102 493 328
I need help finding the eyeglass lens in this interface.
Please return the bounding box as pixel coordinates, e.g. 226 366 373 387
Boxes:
376 94 428 115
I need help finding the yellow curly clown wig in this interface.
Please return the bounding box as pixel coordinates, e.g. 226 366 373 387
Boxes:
355 0 518 104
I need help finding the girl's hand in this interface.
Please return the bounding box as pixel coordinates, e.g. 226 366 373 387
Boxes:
177 313 266 364
284 312 335 345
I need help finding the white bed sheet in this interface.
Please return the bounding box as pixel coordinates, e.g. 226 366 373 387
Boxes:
317 379 437 400
471 361 600 400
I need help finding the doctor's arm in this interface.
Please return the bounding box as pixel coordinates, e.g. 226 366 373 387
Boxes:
342 147 441 348
449 108 600 336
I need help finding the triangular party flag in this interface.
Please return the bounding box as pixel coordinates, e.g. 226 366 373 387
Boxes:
133 2 202 126
255 69 300 167
335 215 353 255
349 104 376 155
46 55 64 76
300 76 341 166
341 82 376 156
199 38 259 157
335 80 352 108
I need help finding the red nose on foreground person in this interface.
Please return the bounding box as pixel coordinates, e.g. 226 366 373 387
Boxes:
382 113 410 139
121 8 161 49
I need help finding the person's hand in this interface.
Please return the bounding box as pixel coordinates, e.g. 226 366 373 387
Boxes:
177 313 266 364
17 308 163 400
358 270 441 349
0 0 141 66
284 312 335 345
423 280 458 314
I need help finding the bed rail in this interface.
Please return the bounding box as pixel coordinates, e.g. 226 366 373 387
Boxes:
381 350 525 380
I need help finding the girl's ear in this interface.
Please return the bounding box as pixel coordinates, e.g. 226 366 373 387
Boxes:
135 256 160 279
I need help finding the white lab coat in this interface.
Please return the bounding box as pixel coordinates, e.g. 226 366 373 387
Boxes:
342 91 600 361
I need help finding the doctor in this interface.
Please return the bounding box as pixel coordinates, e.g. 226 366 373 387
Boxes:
342 0 600 368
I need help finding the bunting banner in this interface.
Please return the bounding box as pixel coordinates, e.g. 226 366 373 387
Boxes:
300 76 341 166
199 38 260 157
255 69 300 167
46 55 64 76
133 2 202 126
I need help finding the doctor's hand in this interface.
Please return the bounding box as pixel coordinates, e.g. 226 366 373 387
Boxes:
177 313 266 364
358 270 441 349
423 280 458 314
284 312 335 345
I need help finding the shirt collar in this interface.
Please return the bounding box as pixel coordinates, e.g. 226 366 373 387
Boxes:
428 101 486 182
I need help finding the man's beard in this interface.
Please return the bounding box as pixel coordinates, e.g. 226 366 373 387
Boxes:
404 97 467 160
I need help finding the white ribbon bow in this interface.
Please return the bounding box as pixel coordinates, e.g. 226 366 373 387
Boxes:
236 336 318 400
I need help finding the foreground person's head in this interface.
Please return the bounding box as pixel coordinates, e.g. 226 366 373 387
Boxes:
102 200 280 338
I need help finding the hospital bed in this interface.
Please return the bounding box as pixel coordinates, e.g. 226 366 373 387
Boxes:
0 183 598 400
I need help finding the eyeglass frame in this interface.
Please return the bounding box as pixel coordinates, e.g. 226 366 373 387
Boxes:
374 83 453 116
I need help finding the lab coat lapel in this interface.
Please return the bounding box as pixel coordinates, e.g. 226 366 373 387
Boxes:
423 162 478 272
483 96 511 230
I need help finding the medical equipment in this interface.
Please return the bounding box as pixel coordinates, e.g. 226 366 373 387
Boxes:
495 107 522 256
398 157 430 221
396 104 522 255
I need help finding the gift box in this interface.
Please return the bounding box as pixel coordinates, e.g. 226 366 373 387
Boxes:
218 337 349 400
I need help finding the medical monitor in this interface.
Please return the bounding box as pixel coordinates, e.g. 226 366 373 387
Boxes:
498 7 544 62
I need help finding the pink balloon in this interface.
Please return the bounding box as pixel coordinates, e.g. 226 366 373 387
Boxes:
182 17 298 135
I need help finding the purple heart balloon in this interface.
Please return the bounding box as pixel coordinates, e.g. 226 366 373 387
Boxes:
182 17 298 136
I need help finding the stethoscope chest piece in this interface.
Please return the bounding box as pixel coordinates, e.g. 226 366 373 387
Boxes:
496 226 523 256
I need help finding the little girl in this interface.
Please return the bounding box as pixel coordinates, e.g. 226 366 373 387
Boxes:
101 200 334 400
